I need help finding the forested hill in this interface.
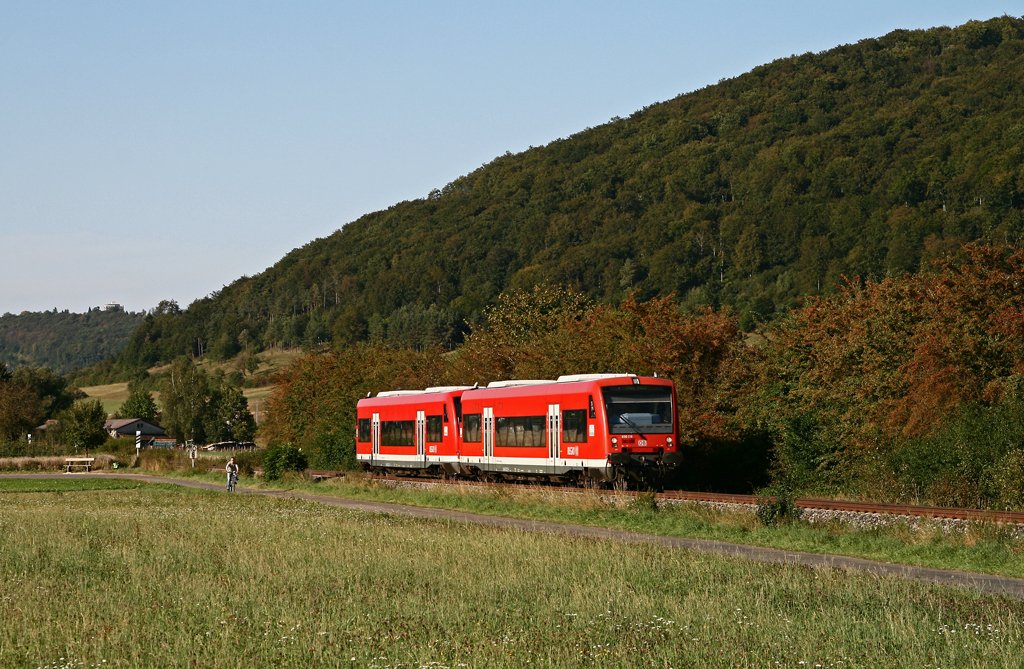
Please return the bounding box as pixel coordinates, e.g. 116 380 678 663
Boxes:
0 308 145 373
121 16 1024 368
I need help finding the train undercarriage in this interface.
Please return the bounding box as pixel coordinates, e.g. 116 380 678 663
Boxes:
363 450 681 489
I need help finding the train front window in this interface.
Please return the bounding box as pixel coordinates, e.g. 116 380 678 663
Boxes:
601 385 673 434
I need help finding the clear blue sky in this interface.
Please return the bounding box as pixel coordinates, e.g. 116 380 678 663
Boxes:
2 1 1022 314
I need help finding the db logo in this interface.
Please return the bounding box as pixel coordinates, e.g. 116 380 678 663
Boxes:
638 439 648 447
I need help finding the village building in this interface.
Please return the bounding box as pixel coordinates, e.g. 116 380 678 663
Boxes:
31 419 60 444
103 418 167 440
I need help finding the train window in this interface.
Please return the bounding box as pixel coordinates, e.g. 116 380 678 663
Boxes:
381 420 415 446
496 416 546 447
463 414 481 442
602 385 674 434
562 410 587 443
357 418 371 442
427 415 443 442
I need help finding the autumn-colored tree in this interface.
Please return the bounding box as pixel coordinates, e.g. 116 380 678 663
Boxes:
260 343 445 467
449 289 744 447
450 285 592 383
740 244 1024 502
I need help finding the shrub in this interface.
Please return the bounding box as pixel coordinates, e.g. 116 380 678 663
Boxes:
990 449 1024 511
136 448 191 472
101 438 138 459
307 428 357 470
755 487 802 527
263 444 308 481
882 397 1024 508
0 440 69 458
233 451 262 477
628 491 659 513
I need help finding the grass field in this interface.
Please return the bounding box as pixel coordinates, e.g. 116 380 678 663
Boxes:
1 479 1021 668
78 381 132 415
231 474 1024 580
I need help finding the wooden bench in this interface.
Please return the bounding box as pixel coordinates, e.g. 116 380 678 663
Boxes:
64 457 95 473
308 470 343 482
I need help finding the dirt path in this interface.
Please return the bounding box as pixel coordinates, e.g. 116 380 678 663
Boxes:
5 471 1024 600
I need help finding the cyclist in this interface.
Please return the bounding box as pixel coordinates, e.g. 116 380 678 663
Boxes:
226 457 239 492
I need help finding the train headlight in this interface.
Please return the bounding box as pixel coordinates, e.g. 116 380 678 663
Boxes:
611 437 618 449
666 437 673 446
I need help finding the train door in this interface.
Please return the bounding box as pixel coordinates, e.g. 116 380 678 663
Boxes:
371 413 381 463
547 403 561 472
483 407 494 467
416 410 426 468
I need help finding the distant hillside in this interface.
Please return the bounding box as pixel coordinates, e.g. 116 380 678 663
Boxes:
0 308 144 373
120 16 1024 368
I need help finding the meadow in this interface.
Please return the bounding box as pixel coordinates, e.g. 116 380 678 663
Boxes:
209 471 1024 580
1 479 1021 668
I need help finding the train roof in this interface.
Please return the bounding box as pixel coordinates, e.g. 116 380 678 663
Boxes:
359 374 672 408
556 373 635 382
462 374 671 401
359 386 468 408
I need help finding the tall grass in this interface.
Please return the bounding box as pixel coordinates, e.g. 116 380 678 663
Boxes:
297 475 1024 579
0 453 119 471
1 482 1021 668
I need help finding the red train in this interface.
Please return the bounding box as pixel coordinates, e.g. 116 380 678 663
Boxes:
355 374 680 485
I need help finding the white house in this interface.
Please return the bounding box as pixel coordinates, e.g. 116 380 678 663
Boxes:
103 418 166 439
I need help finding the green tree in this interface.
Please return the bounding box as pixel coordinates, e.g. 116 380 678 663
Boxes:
60 399 107 452
0 378 42 441
262 443 308 480
102 17 1024 370
116 386 159 422
161 358 210 442
204 383 256 443
11 366 77 418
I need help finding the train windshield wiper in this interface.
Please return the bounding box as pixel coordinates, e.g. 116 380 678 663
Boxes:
617 414 646 438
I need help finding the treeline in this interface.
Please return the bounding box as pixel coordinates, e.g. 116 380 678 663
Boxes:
157 358 256 445
0 363 108 454
263 245 1024 509
114 16 1024 370
0 308 144 374
0 357 257 456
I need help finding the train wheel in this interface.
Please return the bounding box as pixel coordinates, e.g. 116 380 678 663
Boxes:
610 467 631 491
563 471 582 488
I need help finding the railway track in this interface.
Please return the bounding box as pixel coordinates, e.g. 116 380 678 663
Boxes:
315 470 1024 526
661 489 1024 524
